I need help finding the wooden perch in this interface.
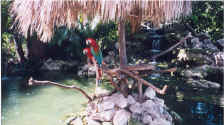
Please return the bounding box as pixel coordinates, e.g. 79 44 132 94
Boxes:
119 69 168 95
28 77 93 101
124 64 156 71
152 33 192 59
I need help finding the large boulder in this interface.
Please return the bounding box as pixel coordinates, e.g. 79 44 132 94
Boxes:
113 109 131 125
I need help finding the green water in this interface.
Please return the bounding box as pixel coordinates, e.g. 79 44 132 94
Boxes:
2 76 95 125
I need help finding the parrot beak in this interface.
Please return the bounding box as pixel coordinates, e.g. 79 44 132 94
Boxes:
86 39 90 45
83 50 87 55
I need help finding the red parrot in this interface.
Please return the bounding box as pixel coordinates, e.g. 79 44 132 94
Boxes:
83 47 102 78
86 38 103 66
85 38 104 85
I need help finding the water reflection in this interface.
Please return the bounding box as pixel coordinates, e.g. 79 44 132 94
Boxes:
166 98 223 125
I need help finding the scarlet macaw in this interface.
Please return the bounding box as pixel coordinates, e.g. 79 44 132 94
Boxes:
85 38 103 85
86 38 103 66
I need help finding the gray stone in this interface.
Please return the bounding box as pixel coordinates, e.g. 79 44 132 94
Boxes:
217 39 224 48
70 117 83 125
129 102 143 114
142 100 155 109
91 109 116 122
191 38 203 49
151 118 172 125
214 52 224 66
203 39 218 50
163 110 173 122
86 117 101 125
153 97 165 107
113 109 131 125
98 101 115 112
127 95 136 105
131 113 142 121
102 122 113 125
110 93 128 109
142 115 152 124
144 87 156 99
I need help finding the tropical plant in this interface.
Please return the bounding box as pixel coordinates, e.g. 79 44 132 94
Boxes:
182 1 224 41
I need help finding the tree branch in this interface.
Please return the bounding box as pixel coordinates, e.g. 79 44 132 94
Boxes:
119 69 168 95
28 77 93 101
152 33 192 59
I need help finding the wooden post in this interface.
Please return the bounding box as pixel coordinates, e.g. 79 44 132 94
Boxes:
118 21 127 68
138 80 143 100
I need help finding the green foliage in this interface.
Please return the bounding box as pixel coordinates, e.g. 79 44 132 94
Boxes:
48 20 118 60
182 1 224 41
1 1 17 62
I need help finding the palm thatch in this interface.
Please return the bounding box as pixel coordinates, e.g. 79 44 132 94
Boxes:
10 0 192 42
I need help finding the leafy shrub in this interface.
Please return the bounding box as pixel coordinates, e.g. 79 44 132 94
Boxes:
182 1 224 41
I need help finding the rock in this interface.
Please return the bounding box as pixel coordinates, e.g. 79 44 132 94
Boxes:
142 115 152 124
142 100 155 109
203 39 218 51
127 95 136 105
40 58 78 71
213 52 224 66
86 117 101 125
102 122 113 125
70 117 83 125
98 101 115 112
144 87 156 99
162 110 173 122
129 102 143 114
91 109 116 122
113 109 131 125
131 113 142 121
183 70 204 79
186 79 220 89
110 93 128 109
191 37 203 49
153 97 165 107
151 118 172 125
86 102 98 115
217 39 224 48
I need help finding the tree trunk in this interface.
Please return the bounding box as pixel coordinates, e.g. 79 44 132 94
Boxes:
118 21 127 68
13 35 26 63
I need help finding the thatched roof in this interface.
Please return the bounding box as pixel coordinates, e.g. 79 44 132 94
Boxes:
10 0 192 42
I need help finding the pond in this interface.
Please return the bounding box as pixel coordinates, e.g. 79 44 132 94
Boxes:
1 75 95 125
1 74 223 125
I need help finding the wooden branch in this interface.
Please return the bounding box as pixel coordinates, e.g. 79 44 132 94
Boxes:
156 67 177 73
119 69 168 95
152 33 192 59
28 77 93 101
124 64 156 71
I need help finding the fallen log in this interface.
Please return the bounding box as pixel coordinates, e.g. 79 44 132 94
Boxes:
119 69 168 95
28 77 93 101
